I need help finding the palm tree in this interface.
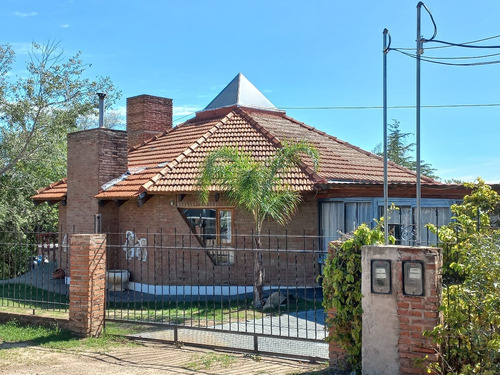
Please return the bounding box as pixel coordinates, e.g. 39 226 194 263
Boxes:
198 140 319 308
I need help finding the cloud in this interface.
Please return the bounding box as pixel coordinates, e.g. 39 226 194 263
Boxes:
173 105 200 117
60 24 70 28
14 11 37 17
10 42 32 55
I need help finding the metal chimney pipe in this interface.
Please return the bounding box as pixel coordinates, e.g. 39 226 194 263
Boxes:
97 93 106 128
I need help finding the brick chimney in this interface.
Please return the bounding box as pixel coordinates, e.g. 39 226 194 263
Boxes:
66 128 128 234
127 95 173 150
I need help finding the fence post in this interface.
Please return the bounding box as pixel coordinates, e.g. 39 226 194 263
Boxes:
69 234 107 337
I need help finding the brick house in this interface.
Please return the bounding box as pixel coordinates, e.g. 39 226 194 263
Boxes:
31 73 467 290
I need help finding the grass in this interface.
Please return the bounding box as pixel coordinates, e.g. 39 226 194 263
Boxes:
107 297 322 326
0 283 68 311
185 352 237 370
0 319 133 352
1 282 322 327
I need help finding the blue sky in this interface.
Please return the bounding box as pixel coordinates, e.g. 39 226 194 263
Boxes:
2 0 499 182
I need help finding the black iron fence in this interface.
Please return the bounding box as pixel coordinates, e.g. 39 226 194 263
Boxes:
0 231 69 311
102 229 327 360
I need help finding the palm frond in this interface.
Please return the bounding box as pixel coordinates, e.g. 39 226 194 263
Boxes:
197 140 319 229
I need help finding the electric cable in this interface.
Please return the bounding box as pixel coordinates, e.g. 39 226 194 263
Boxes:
279 103 500 110
427 39 500 49
408 51 500 60
420 2 437 42
391 34 500 51
392 48 500 66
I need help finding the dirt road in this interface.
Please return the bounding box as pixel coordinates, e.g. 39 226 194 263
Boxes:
0 341 327 375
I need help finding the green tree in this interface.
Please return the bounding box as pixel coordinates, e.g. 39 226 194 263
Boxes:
373 120 438 179
426 179 500 374
0 41 120 177
198 140 319 308
0 41 120 277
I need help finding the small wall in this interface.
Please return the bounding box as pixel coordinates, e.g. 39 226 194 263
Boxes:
361 245 441 375
0 312 68 330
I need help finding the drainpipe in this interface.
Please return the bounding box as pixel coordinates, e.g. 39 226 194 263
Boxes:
97 92 106 128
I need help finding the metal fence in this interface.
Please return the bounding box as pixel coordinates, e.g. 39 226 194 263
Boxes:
105 229 328 360
0 228 327 359
0 231 69 311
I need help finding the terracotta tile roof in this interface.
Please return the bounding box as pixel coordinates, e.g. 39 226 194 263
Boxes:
145 110 316 193
127 120 219 168
95 168 160 199
243 108 436 184
33 105 439 202
31 178 67 201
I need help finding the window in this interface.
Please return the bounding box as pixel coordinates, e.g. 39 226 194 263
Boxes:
181 208 234 265
379 205 452 246
344 202 372 233
320 201 372 251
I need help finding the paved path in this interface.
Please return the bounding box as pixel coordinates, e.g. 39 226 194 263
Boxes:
0 263 68 295
124 309 329 360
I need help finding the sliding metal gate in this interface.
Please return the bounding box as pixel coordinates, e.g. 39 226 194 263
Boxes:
105 230 328 361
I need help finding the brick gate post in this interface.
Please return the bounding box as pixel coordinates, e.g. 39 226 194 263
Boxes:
69 234 107 337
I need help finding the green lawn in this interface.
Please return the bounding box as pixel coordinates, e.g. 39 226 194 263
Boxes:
0 320 132 351
106 297 322 325
0 284 68 311
0 283 322 327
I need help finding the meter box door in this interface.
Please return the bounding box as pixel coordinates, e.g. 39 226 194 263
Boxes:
371 259 392 294
403 260 424 296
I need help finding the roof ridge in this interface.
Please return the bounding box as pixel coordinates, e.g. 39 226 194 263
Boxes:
140 111 236 193
280 113 438 184
236 108 326 185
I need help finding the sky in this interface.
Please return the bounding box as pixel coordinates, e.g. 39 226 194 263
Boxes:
1 0 499 183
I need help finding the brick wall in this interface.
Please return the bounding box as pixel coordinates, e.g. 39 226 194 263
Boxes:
127 95 173 149
105 193 320 287
396 247 441 374
69 234 106 337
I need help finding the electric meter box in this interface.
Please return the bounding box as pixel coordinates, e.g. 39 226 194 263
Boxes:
403 260 424 296
371 259 392 294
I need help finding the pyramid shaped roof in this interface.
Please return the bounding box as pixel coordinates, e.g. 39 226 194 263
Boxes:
204 73 278 111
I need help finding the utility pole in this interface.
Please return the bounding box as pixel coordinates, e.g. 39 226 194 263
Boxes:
383 28 389 245
416 2 423 246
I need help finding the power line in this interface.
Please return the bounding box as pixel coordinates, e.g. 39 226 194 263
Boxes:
415 51 500 60
173 112 196 123
392 48 500 66
391 33 500 51
427 39 500 49
280 103 500 110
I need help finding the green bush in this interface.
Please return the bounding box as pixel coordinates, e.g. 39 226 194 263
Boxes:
426 179 500 374
322 222 392 373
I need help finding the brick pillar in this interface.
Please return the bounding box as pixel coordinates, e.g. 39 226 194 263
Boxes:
69 234 107 337
361 245 442 375
396 247 441 374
